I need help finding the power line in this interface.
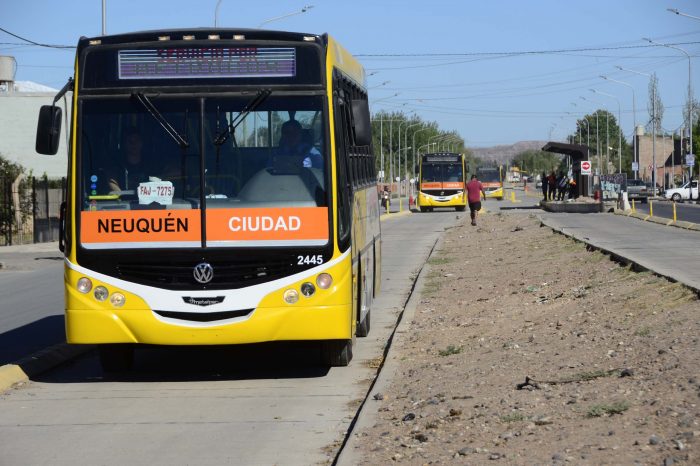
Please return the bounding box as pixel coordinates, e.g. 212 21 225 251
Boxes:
0 27 74 49
357 41 700 58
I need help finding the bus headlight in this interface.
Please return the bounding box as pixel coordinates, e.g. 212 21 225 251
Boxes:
316 273 333 289
283 289 299 304
300 282 316 297
77 277 93 293
110 292 126 307
94 286 109 302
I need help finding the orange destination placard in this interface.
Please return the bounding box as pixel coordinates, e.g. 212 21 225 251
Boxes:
81 210 201 245
206 207 328 244
443 182 464 189
421 182 442 190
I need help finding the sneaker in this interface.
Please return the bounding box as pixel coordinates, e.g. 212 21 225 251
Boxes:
471 219 476 226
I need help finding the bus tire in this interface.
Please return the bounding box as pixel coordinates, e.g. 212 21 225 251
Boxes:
419 206 427 212
98 344 134 373
456 205 466 212
356 309 371 337
321 340 353 366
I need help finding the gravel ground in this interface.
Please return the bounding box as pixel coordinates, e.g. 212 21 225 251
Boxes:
353 211 699 465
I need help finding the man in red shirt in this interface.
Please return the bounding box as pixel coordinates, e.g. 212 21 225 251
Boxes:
466 174 486 226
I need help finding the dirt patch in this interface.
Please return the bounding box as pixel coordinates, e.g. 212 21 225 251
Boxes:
353 212 699 465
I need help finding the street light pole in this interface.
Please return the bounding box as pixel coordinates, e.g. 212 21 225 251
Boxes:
602 75 637 178
591 89 622 173
644 38 694 199
413 128 430 182
258 5 314 28
616 66 658 191
667 8 700 21
214 0 223 27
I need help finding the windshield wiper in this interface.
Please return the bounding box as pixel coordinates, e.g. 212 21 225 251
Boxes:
213 89 271 146
132 93 189 149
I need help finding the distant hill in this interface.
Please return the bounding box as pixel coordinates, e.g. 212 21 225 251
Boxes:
468 141 547 164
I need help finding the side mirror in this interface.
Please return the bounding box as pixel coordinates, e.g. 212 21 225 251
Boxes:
36 105 62 155
351 99 371 146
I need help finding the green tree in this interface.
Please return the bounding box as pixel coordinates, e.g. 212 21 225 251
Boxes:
512 150 563 175
371 111 471 182
569 110 631 175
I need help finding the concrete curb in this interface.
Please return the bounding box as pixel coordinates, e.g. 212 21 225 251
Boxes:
614 208 700 231
336 228 444 465
380 209 411 221
539 216 700 295
0 343 94 393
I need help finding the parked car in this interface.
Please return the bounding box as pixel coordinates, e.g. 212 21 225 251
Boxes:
664 180 698 202
626 179 649 204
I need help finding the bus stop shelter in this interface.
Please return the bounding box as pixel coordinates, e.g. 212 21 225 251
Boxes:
541 142 592 197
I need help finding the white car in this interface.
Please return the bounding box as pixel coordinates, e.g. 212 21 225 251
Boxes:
664 180 698 202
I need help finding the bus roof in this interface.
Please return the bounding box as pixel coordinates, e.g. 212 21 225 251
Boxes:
78 28 326 49
325 35 366 88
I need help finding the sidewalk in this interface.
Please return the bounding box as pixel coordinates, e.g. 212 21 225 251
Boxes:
0 241 61 271
539 212 700 292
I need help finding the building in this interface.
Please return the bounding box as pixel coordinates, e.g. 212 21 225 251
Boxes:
0 84 69 179
635 133 685 188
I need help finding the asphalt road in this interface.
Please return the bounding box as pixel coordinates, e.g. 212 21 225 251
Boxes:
633 199 700 224
0 246 64 365
0 209 465 466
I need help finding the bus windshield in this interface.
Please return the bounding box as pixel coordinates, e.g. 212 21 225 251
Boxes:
477 168 501 183
81 94 326 210
421 163 462 182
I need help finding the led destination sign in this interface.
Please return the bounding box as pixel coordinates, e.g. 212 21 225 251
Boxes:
425 155 460 163
118 47 297 80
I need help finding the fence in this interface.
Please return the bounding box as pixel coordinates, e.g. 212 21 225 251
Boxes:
0 174 65 246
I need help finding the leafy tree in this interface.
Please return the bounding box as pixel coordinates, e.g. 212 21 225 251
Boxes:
371 111 472 182
511 150 563 175
568 110 631 176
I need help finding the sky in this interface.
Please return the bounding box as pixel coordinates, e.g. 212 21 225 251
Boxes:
3 0 700 147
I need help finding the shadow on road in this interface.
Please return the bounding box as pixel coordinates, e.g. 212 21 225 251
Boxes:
32 341 331 384
0 315 65 365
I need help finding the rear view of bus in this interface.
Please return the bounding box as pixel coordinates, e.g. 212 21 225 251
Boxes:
417 152 466 212
476 166 503 200
35 29 380 371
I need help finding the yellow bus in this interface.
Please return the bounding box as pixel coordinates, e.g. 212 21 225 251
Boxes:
476 166 504 200
35 29 380 370
417 152 467 212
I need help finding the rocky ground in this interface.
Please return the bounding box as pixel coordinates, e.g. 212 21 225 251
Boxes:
353 211 699 465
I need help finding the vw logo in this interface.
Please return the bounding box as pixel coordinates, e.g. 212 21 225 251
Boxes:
193 262 214 284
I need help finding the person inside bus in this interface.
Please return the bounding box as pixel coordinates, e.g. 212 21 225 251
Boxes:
271 119 322 170
107 127 151 193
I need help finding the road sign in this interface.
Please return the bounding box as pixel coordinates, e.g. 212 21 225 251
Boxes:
581 160 592 175
686 154 695 167
631 162 639 171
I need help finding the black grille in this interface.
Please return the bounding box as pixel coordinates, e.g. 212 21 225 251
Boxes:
117 256 300 290
422 189 461 197
154 309 253 322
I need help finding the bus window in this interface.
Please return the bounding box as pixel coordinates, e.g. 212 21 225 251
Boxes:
204 96 326 207
444 164 463 182
80 97 201 211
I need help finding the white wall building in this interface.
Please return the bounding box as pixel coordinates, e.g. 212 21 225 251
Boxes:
0 82 70 179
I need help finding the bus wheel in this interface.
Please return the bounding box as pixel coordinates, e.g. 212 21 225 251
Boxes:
456 205 466 212
321 340 353 366
98 344 134 373
419 206 427 212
